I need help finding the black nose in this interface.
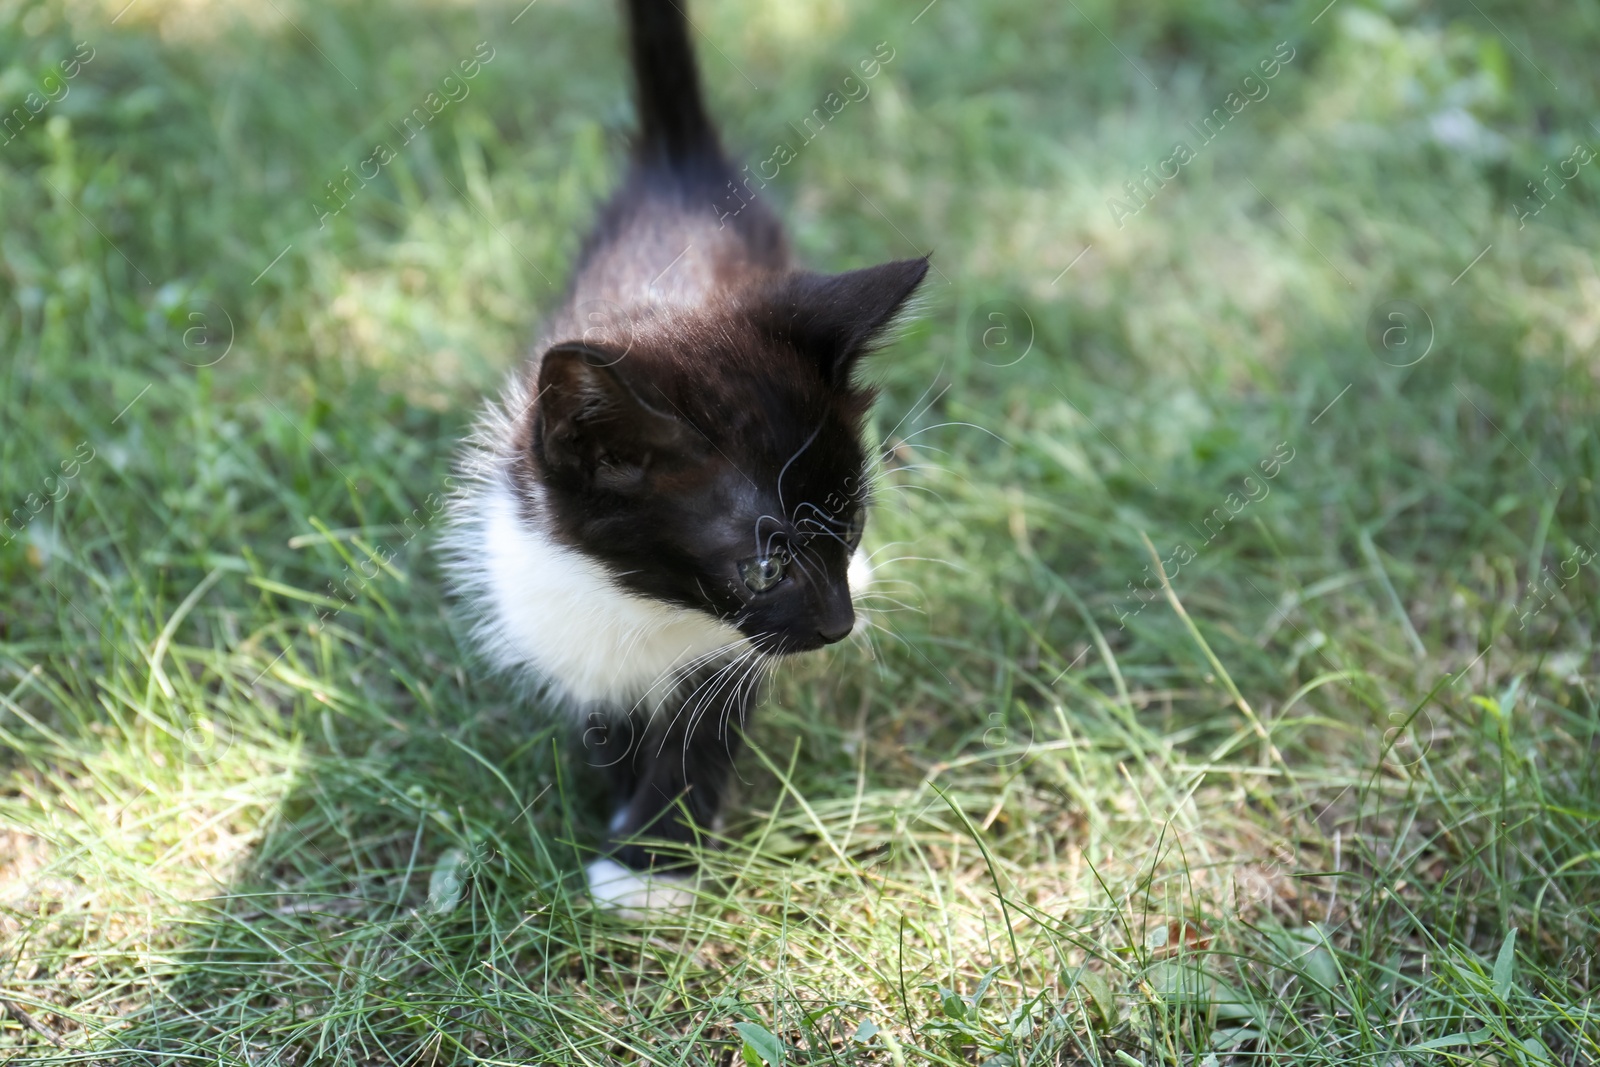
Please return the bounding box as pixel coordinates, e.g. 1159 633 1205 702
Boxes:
816 602 855 645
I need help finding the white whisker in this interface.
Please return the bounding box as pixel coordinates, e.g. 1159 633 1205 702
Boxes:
880 375 950 445
893 420 1010 448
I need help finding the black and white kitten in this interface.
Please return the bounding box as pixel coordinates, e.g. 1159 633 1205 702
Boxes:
444 0 927 914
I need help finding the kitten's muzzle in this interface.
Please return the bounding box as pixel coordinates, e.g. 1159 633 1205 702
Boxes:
815 599 855 646
751 605 854 655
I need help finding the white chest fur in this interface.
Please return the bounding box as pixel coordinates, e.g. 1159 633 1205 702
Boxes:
444 468 746 713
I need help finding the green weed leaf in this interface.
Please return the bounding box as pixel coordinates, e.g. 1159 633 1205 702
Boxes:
735 1021 784 1066
425 847 467 914
970 966 1000 1010
1417 1027 1492 1049
1069 968 1118 1027
1493 928 1518 1000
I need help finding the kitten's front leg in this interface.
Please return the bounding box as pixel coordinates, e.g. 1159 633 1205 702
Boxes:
609 710 743 871
579 706 640 830
584 668 755 917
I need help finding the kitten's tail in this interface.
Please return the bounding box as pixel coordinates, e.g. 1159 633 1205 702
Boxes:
623 0 724 172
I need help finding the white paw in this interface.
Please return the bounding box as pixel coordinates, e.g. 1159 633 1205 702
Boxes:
585 857 695 920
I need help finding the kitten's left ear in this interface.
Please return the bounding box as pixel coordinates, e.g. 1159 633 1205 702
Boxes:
764 256 930 385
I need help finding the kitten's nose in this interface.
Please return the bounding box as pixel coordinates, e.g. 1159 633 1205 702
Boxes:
816 601 855 645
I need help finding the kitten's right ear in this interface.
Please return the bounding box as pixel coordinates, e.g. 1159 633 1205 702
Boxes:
536 342 689 487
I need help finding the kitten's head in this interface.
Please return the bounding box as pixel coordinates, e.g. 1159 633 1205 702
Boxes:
526 257 928 656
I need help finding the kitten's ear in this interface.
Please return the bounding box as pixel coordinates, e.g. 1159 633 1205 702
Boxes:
536 342 690 487
767 256 930 385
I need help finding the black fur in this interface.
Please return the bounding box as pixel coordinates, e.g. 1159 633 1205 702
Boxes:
500 0 928 878
582 658 760 870
623 0 722 172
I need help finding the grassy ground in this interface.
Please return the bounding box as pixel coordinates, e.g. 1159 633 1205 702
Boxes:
2 0 1598 1062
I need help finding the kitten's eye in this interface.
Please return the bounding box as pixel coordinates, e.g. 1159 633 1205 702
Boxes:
739 554 786 593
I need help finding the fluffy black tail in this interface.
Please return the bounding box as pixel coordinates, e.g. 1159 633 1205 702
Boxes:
624 0 724 171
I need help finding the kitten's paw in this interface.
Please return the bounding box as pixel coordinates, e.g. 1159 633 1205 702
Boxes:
585 857 695 920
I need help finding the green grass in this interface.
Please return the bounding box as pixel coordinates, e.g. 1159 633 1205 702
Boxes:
2 0 1598 1062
